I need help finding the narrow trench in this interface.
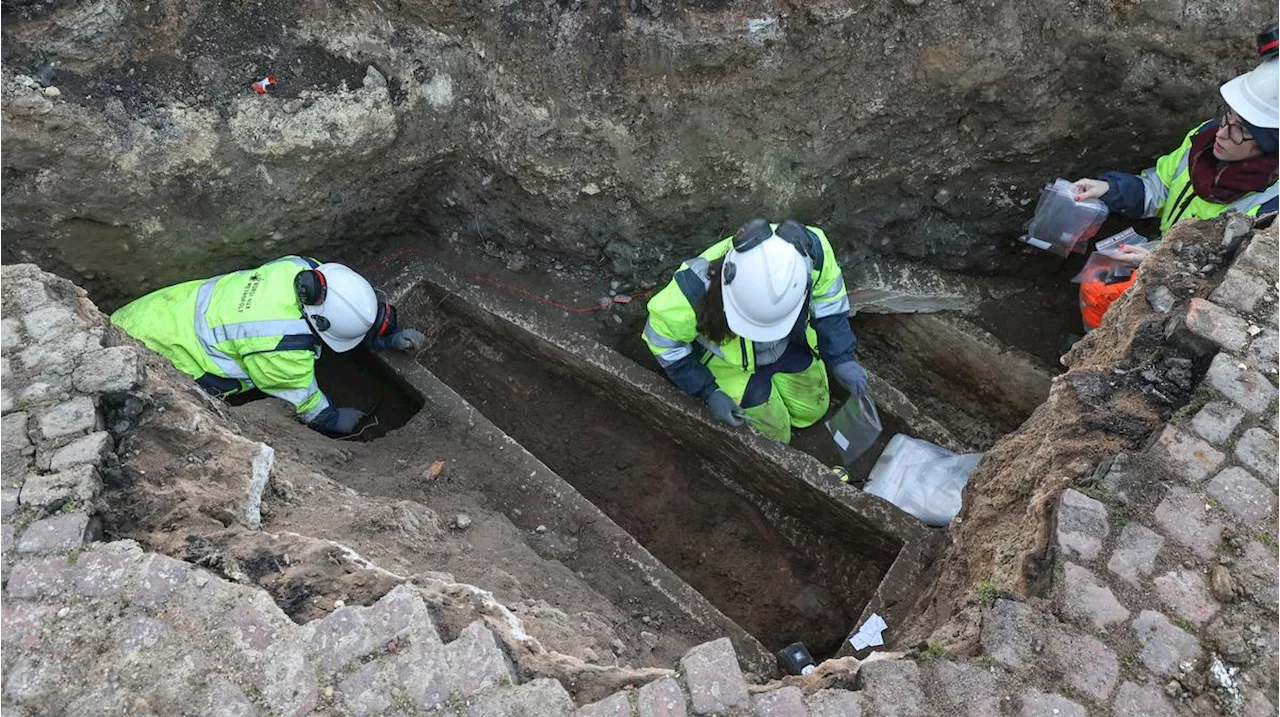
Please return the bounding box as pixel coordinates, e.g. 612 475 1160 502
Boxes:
403 285 898 658
223 347 425 441
306 271 1051 658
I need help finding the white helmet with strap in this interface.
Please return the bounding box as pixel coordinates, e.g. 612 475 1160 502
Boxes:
296 263 379 352
721 218 812 342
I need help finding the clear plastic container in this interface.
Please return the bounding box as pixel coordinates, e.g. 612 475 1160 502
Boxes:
824 394 882 466
1093 227 1149 258
863 434 983 527
1072 228 1150 284
1020 179 1109 258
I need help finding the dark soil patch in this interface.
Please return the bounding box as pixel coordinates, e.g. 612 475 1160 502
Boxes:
418 304 890 657
969 266 1082 369
314 347 424 440
221 347 423 441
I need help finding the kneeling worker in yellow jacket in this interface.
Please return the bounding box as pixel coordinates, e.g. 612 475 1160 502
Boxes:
643 218 866 444
111 255 425 436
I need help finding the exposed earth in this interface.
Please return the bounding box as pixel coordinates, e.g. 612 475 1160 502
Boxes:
2 1 1278 715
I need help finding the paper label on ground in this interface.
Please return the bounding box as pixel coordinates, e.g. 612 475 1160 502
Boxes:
849 613 887 650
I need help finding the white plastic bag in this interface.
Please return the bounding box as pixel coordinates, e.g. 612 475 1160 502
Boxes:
864 434 982 527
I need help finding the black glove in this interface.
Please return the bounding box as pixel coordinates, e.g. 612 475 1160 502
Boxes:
333 407 366 434
706 390 746 427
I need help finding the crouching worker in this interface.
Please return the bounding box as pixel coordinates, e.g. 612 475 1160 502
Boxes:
642 218 867 444
110 256 425 436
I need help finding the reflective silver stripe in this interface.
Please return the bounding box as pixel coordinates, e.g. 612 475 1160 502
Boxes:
685 256 711 285
696 336 726 360
304 393 332 422
643 321 685 349
1139 166 1168 220
1226 182 1279 214
655 345 692 367
264 256 316 270
210 319 311 344
194 278 250 379
813 274 846 301
644 322 693 366
260 379 328 421
812 294 851 319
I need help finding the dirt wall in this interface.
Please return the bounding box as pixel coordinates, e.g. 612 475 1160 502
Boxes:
2 0 1274 306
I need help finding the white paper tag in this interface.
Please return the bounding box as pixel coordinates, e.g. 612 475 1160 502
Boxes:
849 613 888 651
832 430 849 451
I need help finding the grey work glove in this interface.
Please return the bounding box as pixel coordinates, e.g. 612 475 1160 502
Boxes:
832 359 869 396
389 328 426 352
333 408 366 434
706 390 746 428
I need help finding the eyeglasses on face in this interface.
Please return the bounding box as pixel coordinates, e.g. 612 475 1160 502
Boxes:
1218 110 1255 145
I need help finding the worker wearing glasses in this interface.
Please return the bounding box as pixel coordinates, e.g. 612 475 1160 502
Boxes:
1072 57 1277 239
1069 30 1277 331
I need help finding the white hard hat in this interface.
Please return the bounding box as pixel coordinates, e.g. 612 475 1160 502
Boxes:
1220 57 1279 129
301 263 378 352
722 233 810 342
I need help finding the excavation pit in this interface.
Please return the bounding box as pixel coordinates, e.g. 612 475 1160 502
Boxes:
225 347 425 440
398 277 941 659
314 347 425 440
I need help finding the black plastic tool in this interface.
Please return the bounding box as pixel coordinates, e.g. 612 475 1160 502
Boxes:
776 642 816 676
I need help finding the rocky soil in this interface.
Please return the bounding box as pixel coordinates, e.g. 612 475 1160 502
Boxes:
2 0 1275 307
899 217 1279 648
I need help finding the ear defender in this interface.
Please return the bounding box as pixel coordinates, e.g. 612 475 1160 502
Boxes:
732 217 774 252
363 302 398 347
294 269 328 306
774 219 812 259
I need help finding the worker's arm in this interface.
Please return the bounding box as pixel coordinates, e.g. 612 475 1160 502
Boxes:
359 304 426 353
1095 170 1155 218
241 350 352 432
1098 121 1215 219
805 227 858 366
643 283 719 401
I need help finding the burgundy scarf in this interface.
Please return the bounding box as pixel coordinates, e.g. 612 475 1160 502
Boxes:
1188 128 1279 203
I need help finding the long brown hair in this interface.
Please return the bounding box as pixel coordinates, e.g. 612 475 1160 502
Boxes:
696 259 734 344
